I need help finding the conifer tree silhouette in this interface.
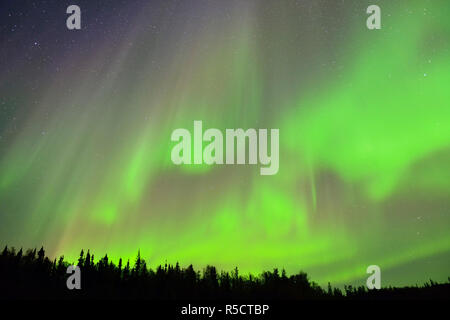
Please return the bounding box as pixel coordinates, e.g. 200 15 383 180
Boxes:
0 245 448 299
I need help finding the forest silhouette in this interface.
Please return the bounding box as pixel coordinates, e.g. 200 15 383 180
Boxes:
0 245 448 300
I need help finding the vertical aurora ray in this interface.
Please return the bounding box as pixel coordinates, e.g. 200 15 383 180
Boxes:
0 0 448 287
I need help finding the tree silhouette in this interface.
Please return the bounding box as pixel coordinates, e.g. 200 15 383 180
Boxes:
0 245 448 300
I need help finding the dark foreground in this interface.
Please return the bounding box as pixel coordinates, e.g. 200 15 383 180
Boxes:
0 246 448 300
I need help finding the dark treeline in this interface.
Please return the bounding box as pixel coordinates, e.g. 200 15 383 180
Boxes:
0 246 448 300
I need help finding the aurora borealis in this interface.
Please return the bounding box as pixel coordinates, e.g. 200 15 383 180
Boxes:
0 0 449 287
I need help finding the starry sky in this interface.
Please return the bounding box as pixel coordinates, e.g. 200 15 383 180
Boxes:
0 0 449 287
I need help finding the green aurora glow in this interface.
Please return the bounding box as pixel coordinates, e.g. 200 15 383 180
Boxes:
0 0 449 287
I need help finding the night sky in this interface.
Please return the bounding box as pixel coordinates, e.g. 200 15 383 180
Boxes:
0 0 449 287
